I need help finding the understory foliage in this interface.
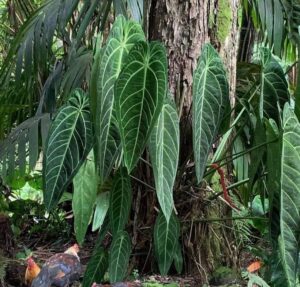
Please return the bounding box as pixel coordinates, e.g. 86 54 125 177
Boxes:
1 1 300 286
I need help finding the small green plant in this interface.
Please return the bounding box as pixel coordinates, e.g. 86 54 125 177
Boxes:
132 269 140 280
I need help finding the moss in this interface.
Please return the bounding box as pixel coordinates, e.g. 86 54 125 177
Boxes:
211 266 239 285
216 0 232 44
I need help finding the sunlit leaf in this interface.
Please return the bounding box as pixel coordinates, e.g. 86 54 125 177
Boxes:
173 240 183 274
265 119 281 244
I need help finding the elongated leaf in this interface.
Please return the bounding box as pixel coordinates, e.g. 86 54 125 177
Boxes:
148 96 179 222
115 41 167 172
92 191 110 232
95 15 145 184
82 247 108 287
72 153 98 245
280 104 300 286
109 168 132 235
265 119 281 244
43 89 93 210
248 118 266 202
109 231 131 283
259 48 289 122
192 43 229 183
154 212 180 275
233 136 249 184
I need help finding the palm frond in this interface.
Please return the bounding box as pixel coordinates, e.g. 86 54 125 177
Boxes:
0 113 51 179
246 0 300 59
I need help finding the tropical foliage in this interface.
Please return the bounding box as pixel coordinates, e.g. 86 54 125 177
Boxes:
1 0 300 286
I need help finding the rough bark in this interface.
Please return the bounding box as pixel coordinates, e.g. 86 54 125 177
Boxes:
146 0 241 281
147 0 239 112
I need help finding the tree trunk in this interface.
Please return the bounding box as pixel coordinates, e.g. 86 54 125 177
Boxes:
146 0 241 282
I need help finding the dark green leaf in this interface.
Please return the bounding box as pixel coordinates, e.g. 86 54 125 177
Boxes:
115 41 167 172
109 230 131 283
109 168 132 235
154 212 180 275
192 43 229 183
82 247 108 287
148 96 179 222
43 89 93 210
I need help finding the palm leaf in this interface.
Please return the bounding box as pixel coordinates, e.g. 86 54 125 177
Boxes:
0 113 50 179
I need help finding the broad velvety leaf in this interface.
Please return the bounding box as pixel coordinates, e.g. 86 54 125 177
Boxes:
92 191 110 232
148 96 179 222
109 168 132 235
109 231 131 283
154 212 180 275
72 152 97 245
115 41 167 172
82 247 108 287
259 48 289 122
95 15 145 184
43 89 93 210
280 104 300 286
192 43 229 183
